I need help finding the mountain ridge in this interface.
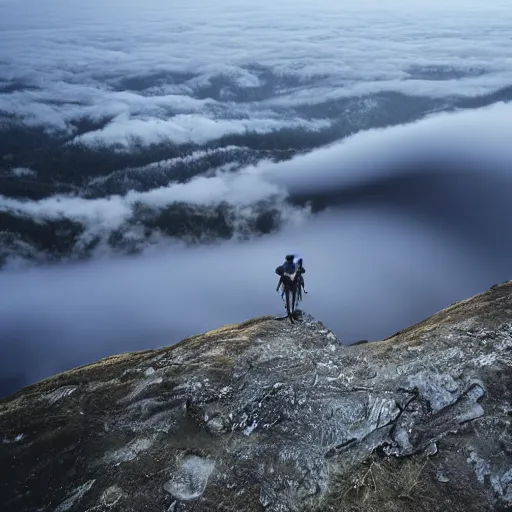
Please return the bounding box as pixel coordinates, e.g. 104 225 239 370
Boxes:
1 282 512 511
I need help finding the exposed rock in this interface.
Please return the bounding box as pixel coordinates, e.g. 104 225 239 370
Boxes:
54 480 95 512
163 455 216 501
2 282 512 511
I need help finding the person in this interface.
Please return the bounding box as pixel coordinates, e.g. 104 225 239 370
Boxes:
275 254 306 299
295 257 307 300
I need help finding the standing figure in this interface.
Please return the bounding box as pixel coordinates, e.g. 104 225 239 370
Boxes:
275 254 306 322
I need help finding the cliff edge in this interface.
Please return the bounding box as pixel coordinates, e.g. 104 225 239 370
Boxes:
1 282 512 511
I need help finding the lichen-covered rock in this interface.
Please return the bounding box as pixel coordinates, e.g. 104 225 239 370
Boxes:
1 283 512 512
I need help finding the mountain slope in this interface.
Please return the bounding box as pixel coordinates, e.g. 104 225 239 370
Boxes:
1 283 512 511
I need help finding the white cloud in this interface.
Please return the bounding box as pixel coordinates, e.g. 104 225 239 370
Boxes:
9 167 37 177
250 101 512 194
3 0 512 400
0 164 289 246
0 200 506 394
3 94 512 395
1 102 510 249
1 0 511 138
1 194 133 238
73 113 331 147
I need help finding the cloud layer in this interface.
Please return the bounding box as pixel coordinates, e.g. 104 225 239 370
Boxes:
1 0 512 144
2 0 512 397
2 101 512 397
2 101 511 260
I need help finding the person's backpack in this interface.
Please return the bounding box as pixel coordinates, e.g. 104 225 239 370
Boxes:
283 260 296 275
276 254 304 296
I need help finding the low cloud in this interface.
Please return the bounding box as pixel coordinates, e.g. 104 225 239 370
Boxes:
8 167 36 177
2 0 512 399
72 114 330 147
1 0 511 138
254 101 512 194
2 101 512 397
0 166 289 248
0 204 504 398
2 102 510 252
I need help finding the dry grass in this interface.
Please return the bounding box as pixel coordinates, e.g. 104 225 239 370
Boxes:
316 449 491 512
318 455 438 512
345 457 428 503
383 279 512 344
213 355 235 368
1 315 276 405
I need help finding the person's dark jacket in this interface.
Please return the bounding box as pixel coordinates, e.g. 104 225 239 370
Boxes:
275 263 306 276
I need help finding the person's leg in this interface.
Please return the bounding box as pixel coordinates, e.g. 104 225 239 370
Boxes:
300 275 307 294
285 288 290 316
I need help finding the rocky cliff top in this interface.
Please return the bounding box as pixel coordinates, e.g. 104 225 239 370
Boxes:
1 282 512 512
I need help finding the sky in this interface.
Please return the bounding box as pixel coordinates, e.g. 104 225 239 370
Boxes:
1 0 512 397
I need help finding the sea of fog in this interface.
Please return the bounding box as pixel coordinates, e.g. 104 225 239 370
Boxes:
1 0 511 396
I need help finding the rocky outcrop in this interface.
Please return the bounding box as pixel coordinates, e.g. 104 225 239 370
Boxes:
1 282 512 511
